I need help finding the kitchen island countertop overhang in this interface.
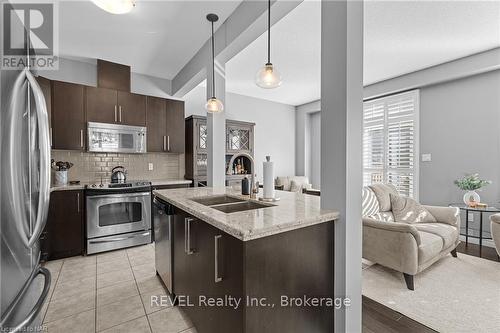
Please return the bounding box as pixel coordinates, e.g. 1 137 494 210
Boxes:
153 186 339 241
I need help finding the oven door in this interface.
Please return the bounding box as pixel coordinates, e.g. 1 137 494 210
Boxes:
86 192 151 239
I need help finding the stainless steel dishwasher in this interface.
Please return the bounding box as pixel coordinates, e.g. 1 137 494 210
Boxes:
153 197 174 293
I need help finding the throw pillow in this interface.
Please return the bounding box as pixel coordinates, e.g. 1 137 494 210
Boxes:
390 193 437 223
289 180 301 192
368 183 399 211
362 187 380 217
368 212 395 222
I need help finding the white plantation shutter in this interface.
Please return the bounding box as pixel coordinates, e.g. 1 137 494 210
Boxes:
363 90 419 199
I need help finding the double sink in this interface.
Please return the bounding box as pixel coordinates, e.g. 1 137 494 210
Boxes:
191 195 276 214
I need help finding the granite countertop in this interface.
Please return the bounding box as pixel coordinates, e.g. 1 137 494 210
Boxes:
50 182 88 192
153 187 339 241
151 179 192 186
50 179 192 192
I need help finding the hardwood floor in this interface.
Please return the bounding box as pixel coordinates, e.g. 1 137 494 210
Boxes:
362 296 436 333
362 243 498 332
456 242 499 262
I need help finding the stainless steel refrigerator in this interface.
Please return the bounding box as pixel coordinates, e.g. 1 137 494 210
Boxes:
0 51 52 332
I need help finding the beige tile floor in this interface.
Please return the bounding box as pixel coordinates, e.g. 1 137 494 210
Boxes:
41 244 197 333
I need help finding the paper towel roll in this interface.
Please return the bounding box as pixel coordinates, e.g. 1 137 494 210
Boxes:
263 157 275 199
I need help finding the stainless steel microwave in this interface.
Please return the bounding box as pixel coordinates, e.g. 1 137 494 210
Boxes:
87 122 147 153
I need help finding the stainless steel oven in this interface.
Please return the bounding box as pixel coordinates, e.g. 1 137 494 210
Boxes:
87 122 147 154
86 182 152 254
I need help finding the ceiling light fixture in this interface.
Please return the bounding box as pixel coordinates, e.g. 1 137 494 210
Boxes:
255 0 282 89
92 0 135 15
205 13 224 113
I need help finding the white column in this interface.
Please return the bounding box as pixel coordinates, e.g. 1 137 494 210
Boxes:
206 60 226 187
320 0 363 332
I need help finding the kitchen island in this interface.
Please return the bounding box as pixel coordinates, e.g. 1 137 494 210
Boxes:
153 187 339 333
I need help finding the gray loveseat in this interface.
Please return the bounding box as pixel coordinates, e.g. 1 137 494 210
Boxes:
362 184 461 290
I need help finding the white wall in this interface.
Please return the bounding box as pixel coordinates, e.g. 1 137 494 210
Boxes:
297 51 500 206
184 86 296 182
295 100 320 177
418 70 500 206
309 111 321 189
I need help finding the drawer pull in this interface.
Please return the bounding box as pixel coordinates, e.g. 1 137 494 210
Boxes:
214 235 222 283
185 217 194 255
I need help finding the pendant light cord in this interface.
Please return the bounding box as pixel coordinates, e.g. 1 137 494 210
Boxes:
267 0 271 64
211 20 216 99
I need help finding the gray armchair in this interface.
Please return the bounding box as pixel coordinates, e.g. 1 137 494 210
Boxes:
362 185 460 290
490 214 500 257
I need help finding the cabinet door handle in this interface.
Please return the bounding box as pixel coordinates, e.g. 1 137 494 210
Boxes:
119 106 122 122
77 192 80 212
214 235 222 283
114 105 117 122
80 129 84 148
50 128 52 147
167 135 170 151
163 136 166 151
185 217 194 255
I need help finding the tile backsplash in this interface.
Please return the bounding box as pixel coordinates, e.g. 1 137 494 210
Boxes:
51 150 185 184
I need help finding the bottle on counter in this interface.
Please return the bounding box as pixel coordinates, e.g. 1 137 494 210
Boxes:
241 176 250 195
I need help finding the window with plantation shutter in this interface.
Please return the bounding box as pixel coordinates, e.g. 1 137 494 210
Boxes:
363 90 419 199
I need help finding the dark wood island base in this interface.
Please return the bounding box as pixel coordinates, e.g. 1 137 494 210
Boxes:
171 205 335 333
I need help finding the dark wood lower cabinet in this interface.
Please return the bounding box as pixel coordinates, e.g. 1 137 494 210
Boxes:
171 206 334 333
41 190 84 261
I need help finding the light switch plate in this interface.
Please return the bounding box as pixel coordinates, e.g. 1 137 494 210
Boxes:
468 212 474 222
421 153 432 162
148 163 154 171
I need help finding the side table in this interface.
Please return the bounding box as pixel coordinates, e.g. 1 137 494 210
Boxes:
449 204 500 257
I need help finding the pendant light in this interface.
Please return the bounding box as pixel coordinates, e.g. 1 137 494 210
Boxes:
255 0 282 89
92 0 135 14
205 13 224 113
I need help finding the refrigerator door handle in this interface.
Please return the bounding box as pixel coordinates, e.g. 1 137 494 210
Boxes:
0 266 51 333
25 69 51 248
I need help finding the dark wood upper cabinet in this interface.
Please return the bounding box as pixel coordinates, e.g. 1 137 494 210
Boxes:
41 190 84 261
146 96 167 152
97 59 130 92
146 97 185 153
166 99 185 153
86 86 117 124
52 80 86 150
87 87 146 126
117 91 146 126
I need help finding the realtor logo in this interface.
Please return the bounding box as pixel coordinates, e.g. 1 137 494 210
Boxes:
2 1 58 70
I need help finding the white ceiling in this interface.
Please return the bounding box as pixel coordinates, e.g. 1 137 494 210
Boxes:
225 0 320 106
225 0 500 106
57 1 500 106
364 0 500 85
58 0 241 79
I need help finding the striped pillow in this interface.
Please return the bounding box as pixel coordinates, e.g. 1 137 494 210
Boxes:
369 211 395 222
362 187 380 217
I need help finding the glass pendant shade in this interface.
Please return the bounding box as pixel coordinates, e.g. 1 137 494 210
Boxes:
92 0 135 14
255 63 282 89
205 97 224 113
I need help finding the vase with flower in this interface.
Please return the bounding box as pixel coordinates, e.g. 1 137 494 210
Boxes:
454 173 491 207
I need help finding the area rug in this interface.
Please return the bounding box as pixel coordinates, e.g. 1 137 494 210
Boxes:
362 254 500 333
